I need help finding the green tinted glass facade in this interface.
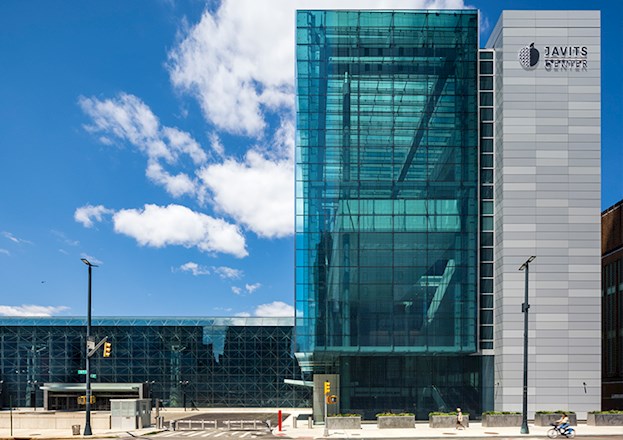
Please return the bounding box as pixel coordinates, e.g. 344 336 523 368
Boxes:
295 10 481 417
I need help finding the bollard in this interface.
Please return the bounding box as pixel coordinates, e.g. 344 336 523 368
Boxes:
278 410 282 432
308 416 313 429
293 416 297 429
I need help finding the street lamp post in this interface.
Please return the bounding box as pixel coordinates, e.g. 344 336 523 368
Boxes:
81 258 98 436
518 256 535 435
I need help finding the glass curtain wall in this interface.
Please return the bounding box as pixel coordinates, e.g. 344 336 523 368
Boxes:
295 10 480 417
0 317 310 409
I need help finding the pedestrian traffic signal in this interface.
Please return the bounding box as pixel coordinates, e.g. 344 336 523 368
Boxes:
324 381 330 394
103 342 112 357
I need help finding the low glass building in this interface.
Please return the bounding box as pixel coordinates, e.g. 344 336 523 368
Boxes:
0 317 310 410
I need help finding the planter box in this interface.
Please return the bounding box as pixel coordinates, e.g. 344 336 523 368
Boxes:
377 415 415 429
482 414 522 427
429 415 469 428
326 416 361 430
534 414 577 427
587 413 623 426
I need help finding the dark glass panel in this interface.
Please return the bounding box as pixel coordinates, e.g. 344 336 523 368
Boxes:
479 61 493 74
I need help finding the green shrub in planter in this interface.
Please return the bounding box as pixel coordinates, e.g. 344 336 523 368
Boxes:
482 411 522 427
534 411 576 426
587 411 623 426
428 412 469 428
326 414 361 429
376 413 416 429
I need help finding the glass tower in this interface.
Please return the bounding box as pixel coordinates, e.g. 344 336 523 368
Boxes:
295 10 481 418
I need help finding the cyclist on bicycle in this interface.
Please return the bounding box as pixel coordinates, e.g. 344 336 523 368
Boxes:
555 413 570 432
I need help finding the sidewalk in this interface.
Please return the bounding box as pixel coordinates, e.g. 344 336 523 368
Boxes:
1 411 622 439
278 415 623 439
0 426 160 439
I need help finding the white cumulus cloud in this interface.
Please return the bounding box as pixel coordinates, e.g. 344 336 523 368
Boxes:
74 205 114 228
0 305 70 317
113 204 247 257
79 93 207 199
199 150 293 238
231 286 242 295
254 301 294 317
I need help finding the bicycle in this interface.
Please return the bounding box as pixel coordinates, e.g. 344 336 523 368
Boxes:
547 423 575 438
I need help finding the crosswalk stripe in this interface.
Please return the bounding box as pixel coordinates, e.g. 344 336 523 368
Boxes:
213 432 227 437
159 432 180 437
200 432 215 437
238 432 251 437
187 432 206 437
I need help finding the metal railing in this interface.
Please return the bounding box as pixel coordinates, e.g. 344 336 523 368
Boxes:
170 419 269 431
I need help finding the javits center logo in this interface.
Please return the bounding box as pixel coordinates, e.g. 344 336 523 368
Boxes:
518 42 540 70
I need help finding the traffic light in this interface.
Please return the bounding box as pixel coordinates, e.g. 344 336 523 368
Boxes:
323 381 330 395
77 395 86 405
103 342 112 357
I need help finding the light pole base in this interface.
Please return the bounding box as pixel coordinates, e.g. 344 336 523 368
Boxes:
84 423 93 436
520 422 529 434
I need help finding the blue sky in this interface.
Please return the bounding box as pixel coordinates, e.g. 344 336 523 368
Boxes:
1 0 621 318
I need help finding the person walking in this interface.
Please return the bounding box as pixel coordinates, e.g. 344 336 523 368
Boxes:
456 408 465 430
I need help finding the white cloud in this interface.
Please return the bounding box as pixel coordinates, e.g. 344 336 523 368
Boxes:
2 231 32 245
145 160 198 198
245 282 261 293
209 132 225 159
235 312 251 317
74 205 114 228
113 204 247 257
167 0 468 138
213 266 243 279
177 261 210 276
79 93 207 199
0 305 70 317
199 150 293 238
254 301 294 317
231 286 242 295
0 249 9 256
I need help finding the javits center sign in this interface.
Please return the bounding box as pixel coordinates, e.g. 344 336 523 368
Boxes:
518 42 588 71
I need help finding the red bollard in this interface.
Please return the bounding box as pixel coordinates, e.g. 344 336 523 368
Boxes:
278 410 282 431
